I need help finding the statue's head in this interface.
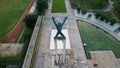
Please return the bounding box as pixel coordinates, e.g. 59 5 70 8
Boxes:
58 22 61 26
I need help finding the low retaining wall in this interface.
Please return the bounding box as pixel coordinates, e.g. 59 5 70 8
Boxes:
22 16 42 68
75 10 120 32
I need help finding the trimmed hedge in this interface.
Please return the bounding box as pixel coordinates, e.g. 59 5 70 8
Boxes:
77 6 87 15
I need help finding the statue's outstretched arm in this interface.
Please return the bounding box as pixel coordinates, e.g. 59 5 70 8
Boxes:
52 16 57 26
62 16 68 26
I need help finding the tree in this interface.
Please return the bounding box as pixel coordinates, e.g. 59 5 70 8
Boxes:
113 1 120 20
69 0 79 9
105 17 109 23
77 6 81 13
81 9 87 15
36 0 48 15
110 19 116 24
100 16 105 21
24 14 37 29
95 13 100 19
89 0 108 9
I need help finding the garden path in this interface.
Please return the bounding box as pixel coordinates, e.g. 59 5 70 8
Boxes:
103 0 114 12
95 0 114 12
33 0 88 68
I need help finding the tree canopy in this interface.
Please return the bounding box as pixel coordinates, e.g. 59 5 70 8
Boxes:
24 14 37 29
89 0 108 9
113 1 120 20
69 0 108 10
36 0 48 15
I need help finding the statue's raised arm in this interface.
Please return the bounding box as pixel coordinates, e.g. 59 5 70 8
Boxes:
62 16 68 26
52 16 57 26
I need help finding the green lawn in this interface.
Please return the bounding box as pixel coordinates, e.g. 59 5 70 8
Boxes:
52 0 67 13
77 21 120 59
0 0 31 38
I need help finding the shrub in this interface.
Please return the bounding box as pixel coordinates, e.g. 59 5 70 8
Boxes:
95 13 100 19
24 14 37 29
69 0 79 9
94 12 117 24
77 6 81 13
36 0 48 15
109 19 116 26
113 1 120 20
105 17 109 23
100 15 105 21
110 19 116 24
100 16 104 21
81 9 87 15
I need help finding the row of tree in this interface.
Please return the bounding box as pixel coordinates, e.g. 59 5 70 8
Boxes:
76 9 117 26
95 12 117 26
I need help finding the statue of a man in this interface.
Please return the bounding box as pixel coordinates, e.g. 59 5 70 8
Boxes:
52 16 68 39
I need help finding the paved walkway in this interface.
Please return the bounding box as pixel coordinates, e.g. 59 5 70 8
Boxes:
33 0 88 68
22 16 42 68
95 0 114 12
88 51 120 68
103 0 114 12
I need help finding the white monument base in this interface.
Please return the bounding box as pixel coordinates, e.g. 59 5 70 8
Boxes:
50 29 71 49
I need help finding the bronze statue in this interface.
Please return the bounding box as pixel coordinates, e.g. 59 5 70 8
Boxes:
52 16 68 66
52 16 68 39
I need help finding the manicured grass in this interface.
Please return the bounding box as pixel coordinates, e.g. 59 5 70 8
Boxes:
0 0 31 38
52 0 67 13
77 21 120 59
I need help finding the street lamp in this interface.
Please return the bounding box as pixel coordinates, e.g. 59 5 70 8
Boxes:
83 43 87 57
